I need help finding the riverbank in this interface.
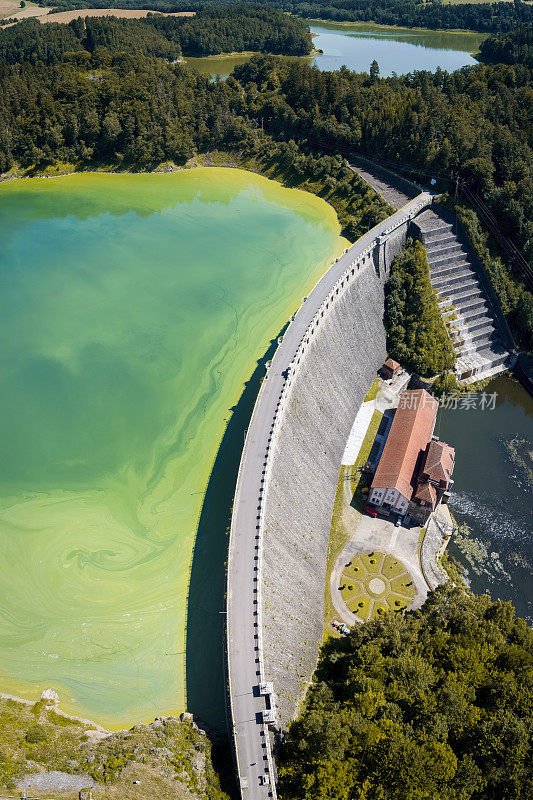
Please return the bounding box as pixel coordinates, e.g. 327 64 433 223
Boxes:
306 17 486 36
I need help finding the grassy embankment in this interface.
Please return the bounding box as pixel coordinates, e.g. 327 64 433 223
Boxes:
323 405 383 629
0 696 232 800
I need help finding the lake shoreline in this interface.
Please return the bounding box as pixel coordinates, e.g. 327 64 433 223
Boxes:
306 17 485 37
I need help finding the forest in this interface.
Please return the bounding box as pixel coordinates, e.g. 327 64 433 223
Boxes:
35 0 533 36
278 585 533 800
384 239 455 377
479 23 533 67
0 8 312 63
232 53 533 345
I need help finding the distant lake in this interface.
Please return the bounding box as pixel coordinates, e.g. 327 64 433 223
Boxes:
184 22 485 80
310 21 485 76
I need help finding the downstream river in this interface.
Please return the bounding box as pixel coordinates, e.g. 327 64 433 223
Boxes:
185 21 484 79
0 169 346 728
439 376 533 623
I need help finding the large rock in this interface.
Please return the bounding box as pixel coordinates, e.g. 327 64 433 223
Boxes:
40 688 59 706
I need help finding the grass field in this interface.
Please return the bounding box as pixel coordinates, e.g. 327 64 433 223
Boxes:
41 8 195 24
0 0 46 21
0 4 196 23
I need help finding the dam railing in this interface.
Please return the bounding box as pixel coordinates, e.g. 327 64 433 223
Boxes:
226 190 433 800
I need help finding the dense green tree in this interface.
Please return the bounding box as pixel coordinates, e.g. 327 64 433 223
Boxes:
34 1 533 36
479 23 533 66
384 239 455 376
278 585 533 800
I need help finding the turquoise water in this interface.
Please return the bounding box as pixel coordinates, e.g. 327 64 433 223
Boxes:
184 22 484 80
0 169 346 727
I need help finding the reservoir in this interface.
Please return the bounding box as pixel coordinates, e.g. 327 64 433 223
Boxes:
310 22 485 76
0 169 346 728
438 376 533 623
185 22 485 80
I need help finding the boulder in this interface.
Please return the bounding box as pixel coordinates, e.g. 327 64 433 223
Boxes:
40 689 59 706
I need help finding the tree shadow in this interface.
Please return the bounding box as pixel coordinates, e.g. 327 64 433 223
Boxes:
185 323 288 732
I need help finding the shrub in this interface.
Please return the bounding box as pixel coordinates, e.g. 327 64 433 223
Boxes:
432 372 458 397
25 724 47 744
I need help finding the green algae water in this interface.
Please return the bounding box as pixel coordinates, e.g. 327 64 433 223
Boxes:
0 169 346 728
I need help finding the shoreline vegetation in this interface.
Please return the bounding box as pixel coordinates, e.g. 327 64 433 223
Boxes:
306 17 487 36
0 141 394 244
0 691 110 734
18 0 533 35
0 694 233 798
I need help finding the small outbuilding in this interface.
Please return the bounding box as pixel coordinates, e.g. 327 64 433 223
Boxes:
381 357 401 380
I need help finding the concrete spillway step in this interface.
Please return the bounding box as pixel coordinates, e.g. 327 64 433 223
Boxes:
415 206 511 385
454 296 490 316
428 250 469 268
460 304 491 323
425 241 464 259
464 314 496 334
433 268 478 290
422 224 453 242
455 326 500 349
438 285 483 305
431 260 472 280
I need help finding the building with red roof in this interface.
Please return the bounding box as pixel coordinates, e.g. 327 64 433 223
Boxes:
369 389 454 523
381 357 401 380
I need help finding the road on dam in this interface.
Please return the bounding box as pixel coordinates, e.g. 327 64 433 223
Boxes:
226 188 433 799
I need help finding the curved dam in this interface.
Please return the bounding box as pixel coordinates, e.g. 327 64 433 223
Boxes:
227 191 433 798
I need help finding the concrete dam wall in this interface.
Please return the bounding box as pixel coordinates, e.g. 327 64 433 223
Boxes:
260 261 387 726
260 217 416 728
226 192 432 799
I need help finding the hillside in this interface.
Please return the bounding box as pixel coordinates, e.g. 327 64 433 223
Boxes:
0 696 232 799
278 585 533 800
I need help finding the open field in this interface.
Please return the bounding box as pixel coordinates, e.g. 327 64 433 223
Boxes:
0 4 196 23
41 8 195 23
0 0 48 21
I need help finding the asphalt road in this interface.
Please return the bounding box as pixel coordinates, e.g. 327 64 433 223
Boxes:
226 190 433 799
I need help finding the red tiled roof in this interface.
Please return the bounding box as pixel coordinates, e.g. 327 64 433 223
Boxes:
414 481 437 506
371 389 438 501
384 357 401 372
421 440 455 485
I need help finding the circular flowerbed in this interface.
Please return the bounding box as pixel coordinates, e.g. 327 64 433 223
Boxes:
339 552 415 621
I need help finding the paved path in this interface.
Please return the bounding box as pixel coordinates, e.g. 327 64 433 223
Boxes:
349 158 420 209
226 189 433 800
342 401 374 465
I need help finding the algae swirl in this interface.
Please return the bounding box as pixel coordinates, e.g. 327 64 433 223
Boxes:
0 169 346 728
